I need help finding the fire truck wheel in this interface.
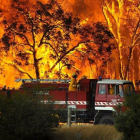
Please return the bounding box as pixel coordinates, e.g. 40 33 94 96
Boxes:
99 115 114 125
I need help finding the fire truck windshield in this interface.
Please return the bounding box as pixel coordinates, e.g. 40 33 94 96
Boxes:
123 83 135 95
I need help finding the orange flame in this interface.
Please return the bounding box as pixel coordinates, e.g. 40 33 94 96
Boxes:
1 0 138 89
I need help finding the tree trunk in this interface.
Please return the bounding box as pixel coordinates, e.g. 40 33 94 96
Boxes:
124 47 133 80
118 49 123 79
133 48 139 90
115 44 123 79
33 51 40 79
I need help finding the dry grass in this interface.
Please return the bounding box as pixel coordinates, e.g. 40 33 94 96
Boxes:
52 124 123 140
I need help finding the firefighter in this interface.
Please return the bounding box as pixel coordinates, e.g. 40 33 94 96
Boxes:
109 84 114 95
68 73 78 91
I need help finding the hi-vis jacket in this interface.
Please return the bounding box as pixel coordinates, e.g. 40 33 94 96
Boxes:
68 77 78 91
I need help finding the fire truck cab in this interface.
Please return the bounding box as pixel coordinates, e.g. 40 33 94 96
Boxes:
94 79 135 124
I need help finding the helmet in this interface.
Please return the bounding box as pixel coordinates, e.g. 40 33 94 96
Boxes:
72 73 77 78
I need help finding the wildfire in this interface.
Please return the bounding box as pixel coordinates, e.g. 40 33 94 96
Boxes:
0 0 139 89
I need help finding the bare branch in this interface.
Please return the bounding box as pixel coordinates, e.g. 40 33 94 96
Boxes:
27 12 36 47
49 40 95 71
38 24 63 47
10 64 33 79
131 18 140 45
37 57 43 62
13 30 33 48
42 42 58 57
1 59 33 79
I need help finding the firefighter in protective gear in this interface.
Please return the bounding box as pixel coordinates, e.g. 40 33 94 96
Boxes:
68 73 78 91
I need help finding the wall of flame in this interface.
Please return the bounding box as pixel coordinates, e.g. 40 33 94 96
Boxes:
0 0 139 89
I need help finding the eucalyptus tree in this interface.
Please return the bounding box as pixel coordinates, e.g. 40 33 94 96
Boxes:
1 0 115 79
102 0 140 80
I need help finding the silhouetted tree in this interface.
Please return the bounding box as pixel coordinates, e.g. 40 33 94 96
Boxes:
0 0 115 79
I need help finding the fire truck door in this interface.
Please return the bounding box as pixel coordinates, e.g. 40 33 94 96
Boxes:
96 84 107 103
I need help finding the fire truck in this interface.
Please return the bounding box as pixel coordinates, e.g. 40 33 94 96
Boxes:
0 77 136 125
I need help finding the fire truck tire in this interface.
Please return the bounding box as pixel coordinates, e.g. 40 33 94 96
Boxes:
99 115 114 125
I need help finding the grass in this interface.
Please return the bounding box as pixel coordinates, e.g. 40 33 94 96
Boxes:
52 124 123 140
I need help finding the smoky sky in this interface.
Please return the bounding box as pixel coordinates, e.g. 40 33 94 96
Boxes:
70 0 105 22
0 0 105 23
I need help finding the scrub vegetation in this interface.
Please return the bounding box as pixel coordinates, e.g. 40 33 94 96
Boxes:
115 93 140 140
0 92 59 140
53 125 123 140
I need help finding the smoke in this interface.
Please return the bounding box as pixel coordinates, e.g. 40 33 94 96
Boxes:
70 0 105 22
0 0 11 14
71 0 87 17
0 0 105 22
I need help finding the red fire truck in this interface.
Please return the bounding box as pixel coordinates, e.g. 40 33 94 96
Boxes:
0 77 136 124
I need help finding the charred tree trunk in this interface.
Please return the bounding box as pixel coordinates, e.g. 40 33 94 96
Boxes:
33 50 40 79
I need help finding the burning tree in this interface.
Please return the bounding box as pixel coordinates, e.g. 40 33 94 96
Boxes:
1 0 83 79
102 0 140 80
74 22 116 78
0 0 115 80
